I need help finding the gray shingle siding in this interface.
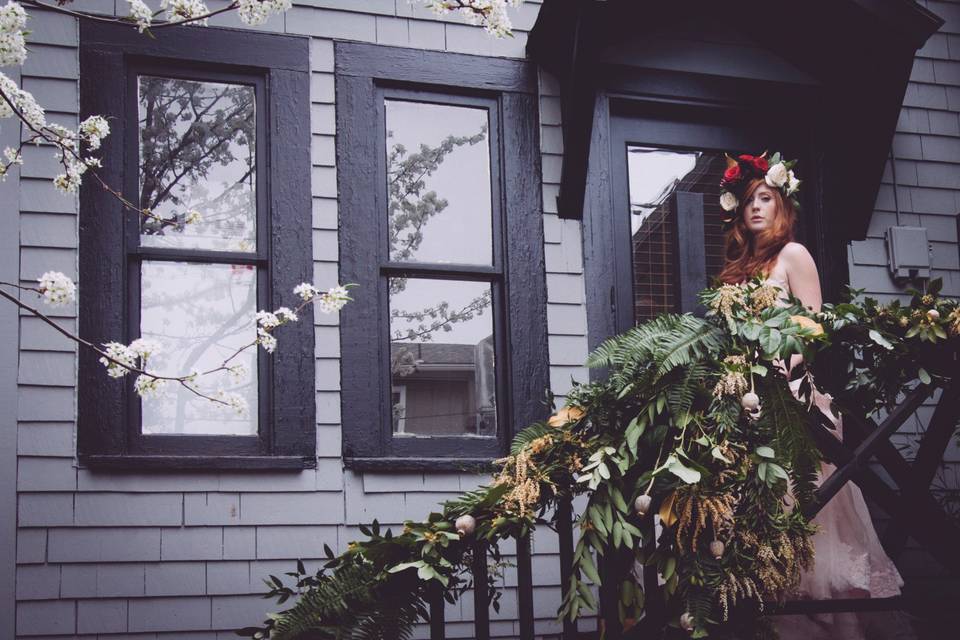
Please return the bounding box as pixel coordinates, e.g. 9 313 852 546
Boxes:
5 0 959 637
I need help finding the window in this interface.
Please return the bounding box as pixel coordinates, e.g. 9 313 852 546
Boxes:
337 43 548 469
78 24 314 469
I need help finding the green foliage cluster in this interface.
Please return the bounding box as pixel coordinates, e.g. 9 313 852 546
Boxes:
243 281 958 640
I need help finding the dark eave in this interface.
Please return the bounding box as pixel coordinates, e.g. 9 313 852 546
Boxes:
527 0 945 241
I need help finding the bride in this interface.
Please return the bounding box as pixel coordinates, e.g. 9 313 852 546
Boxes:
714 153 907 638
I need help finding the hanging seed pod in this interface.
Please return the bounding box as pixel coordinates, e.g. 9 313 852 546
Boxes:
927 309 940 321
455 514 476 537
679 612 695 632
709 540 725 559
634 494 652 516
740 392 760 411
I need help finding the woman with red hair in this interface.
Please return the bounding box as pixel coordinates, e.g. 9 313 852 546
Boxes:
717 153 907 638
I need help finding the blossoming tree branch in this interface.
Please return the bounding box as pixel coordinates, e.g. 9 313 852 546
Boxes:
0 0 523 411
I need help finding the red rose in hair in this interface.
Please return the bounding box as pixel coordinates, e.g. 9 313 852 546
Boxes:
739 154 769 173
722 164 742 185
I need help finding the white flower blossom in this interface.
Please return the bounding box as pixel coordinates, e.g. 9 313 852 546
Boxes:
719 191 738 212
214 389 249 415
317 285 350 314
3 145 20 164
293 282 319 301
275 306 298 323
256 310 280 329
162 0 210 25
765 162 789 189
0 1 26 32
0 72 46 128
129 338 162 360
185 209 202 225
227 363 248 383
79 115 110 151
37 271 76 306
100 342 137 378
126 0 154 33
237 0 291 26
257 327 277 353
418 0 521 37
0 29 26 67
786 170 801 196
134 374 166 398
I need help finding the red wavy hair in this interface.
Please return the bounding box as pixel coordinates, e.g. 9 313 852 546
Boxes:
718 178 797 284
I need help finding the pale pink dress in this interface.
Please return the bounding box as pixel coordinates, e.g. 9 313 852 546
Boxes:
765 264 909 639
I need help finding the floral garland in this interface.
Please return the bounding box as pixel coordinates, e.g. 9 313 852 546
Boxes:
719 151 801 220
245 280 958 640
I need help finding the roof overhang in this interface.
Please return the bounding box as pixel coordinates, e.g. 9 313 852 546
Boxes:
527 0 945 240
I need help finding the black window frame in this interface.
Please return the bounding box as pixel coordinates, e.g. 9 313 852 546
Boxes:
336 42 548 471
78 23 315 470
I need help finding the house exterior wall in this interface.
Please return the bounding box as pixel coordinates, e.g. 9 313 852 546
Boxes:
3 0 958 638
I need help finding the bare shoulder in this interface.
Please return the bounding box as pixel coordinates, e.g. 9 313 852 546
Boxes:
778 242 816 269
779 241 813 261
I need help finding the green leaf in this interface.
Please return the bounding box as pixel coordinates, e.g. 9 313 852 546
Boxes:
756 446 775 459
597 462 611 480
741 321 762 342
868 329 894 350
661 556 676 582
579 551 602 585
751 364 768 376
763 328 782 354
589 506 608 537
612 521 623 548
666 455 701 484
918 368 932 385
610 486 628 514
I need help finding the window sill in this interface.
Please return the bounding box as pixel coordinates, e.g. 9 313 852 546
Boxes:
79 455 316 471
344 457 496 473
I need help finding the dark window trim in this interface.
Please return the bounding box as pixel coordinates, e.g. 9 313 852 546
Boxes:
582 71 840 362
336 42 547 470
78 23 314 470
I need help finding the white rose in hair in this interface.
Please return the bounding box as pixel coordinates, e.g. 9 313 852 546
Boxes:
765 162 789 188
720 191 738 212
787 170 800 195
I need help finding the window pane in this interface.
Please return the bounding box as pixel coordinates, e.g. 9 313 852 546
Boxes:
138 76 257 252
389 278 497 437
140 261 258 436
385 100 492 265
627 147 727 323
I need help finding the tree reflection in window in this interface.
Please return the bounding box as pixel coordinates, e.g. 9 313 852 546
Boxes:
384 100 497 437
138 76 257 252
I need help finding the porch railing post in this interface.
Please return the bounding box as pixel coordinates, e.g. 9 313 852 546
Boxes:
556 496 579 640
516 530 535 640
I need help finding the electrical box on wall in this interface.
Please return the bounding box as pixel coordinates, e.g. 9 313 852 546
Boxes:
885 226 931 280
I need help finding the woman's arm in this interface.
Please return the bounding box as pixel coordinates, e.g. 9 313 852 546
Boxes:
781 242 822 313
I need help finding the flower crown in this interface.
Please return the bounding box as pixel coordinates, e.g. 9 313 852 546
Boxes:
719 151 801 222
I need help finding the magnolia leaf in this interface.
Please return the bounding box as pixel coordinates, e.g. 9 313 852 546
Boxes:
868 329 894 350
610 486 628 514
579 550 602 585
597 462 611 480
661 556 676 582
756 446 775 459
666 456 701 484
711 446 731 463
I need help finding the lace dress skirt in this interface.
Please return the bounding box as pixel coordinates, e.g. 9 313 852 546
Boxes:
775 382 910 639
